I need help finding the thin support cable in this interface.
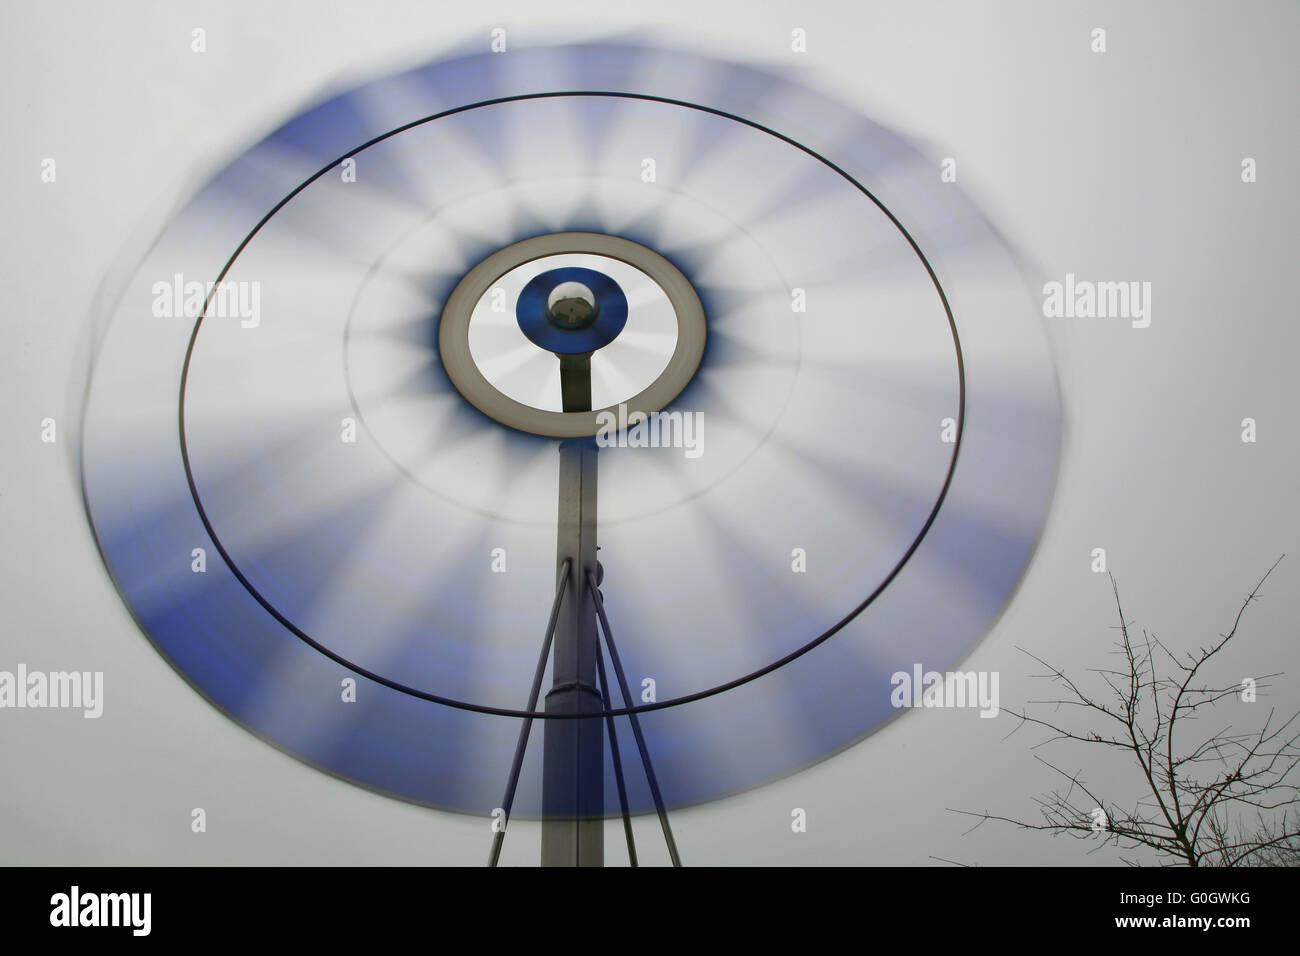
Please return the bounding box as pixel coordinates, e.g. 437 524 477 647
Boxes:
595 636 638 866
488 558 571 867
587 570 682 867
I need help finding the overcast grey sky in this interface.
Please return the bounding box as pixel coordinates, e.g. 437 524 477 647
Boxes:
1 0 1296 865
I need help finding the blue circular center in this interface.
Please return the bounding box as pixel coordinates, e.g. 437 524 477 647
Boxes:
516 267 628 355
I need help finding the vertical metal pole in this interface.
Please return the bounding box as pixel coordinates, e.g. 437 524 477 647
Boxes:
557 353 593 413
541 352 603 866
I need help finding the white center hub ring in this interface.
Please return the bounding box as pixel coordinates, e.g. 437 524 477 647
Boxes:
438 231 708 437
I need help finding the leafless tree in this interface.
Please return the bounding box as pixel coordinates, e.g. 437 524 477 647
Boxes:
956 557 1299 866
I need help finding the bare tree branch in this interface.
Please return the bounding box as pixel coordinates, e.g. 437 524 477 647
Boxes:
956 557 1297 866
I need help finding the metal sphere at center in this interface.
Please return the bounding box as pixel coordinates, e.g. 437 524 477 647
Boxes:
547 281 598 330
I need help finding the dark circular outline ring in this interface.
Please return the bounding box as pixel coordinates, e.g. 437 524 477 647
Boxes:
177 90 966 720
440 232 705 437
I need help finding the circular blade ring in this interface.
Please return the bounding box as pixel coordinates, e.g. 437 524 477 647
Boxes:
82 45 1058 817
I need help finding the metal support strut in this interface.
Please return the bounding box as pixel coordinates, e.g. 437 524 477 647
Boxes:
589 570 682 867
488 559 571 867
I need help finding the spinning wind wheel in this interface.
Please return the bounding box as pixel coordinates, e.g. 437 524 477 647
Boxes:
80 42 1060 866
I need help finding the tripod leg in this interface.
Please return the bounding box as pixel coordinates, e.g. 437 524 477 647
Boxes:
588 570 682 867
488 559 571 867
595 636 638 866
